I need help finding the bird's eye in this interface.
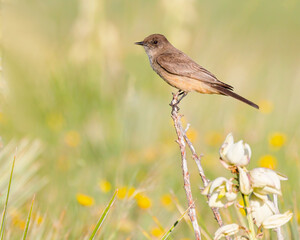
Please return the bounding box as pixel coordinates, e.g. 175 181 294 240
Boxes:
153 40 158 44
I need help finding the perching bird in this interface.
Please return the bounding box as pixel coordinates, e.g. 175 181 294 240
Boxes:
135 34 259 109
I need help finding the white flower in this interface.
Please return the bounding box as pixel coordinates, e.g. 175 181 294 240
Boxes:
250 168 288 196
202 177 237 208
262 211 293 229
219 133 251 166
214 223 240 240
238 167 252 195
250 194 277 227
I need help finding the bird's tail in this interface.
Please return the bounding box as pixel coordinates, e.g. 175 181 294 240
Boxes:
213 85 259 109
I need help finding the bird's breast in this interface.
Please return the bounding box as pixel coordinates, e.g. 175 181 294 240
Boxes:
151 62 215 94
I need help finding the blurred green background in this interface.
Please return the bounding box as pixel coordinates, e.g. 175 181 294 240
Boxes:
1 0 300 239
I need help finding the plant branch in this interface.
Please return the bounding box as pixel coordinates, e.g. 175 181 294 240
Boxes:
170 92 201 240
180 122 225 230
170 91 230 240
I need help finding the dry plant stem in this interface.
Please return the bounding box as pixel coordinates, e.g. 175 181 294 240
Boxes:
181 125 225 230
171 93 225 231
170 92 201 240
181 127 209 186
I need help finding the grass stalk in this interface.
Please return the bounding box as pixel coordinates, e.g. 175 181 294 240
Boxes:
22 195 35 240
89 189 118 240
0 155 16 239
160 205 190 240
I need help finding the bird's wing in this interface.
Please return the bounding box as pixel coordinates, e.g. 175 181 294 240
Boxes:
156 52 233 90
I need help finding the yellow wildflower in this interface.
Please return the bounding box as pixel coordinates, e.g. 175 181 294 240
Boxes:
127 187 136 198
117 187 127 199
269 132 286 150
64 130 81 147
11 211 25 230
186 128 197 142
19 220 25 230
259 100 274 114
259 155 277 169
76 193 94 207
117 187 135 199
32 212 44 225
151 226 164 238
99 180 112 193
135 193 152 209
37 216 43 225
116 186 136 199
160 194 172 207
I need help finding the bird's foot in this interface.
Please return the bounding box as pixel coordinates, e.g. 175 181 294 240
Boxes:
177 91 187 104
170 91 188 113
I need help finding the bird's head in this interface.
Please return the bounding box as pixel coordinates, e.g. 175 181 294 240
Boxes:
135 34 170 57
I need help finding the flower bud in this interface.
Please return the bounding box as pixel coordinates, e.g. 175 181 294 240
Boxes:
250 168 288 196
219 133 251 166
262 211 293 229
202 177 237 208
238 167 252 195
214 223 240 240
250 194 276 227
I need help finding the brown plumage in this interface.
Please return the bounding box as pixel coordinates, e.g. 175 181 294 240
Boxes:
135 34 259 109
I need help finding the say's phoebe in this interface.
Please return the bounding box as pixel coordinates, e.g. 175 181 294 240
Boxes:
135 34 259 109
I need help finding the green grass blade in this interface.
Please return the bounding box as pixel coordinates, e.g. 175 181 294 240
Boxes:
89 189 118 240
160 205 190 240
0 155 16 240
22 195 35 240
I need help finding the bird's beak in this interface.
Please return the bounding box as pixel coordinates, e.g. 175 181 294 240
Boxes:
135 41 144 46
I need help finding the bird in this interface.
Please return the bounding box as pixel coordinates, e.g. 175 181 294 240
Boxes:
135 34 259 109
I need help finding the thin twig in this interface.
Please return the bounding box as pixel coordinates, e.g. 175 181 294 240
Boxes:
170 92 201 240
181 124 208 186
170 91 230 240
180 119 225 229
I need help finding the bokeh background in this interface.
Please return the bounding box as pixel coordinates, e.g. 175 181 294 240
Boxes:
1 0 300 239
